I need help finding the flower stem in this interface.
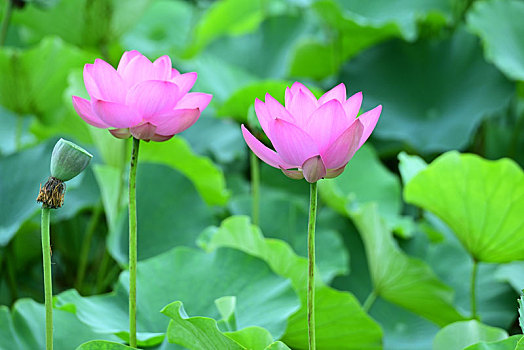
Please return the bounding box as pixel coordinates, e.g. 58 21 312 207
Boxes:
307 182 318 350
15 114 23 151
41 207 53 350
75 204 102 292
470 258 479 320
5 242 18 301
0 0 13 46
95 250 111 293
250 152 260 226
128 137 140 348
362 290 377 312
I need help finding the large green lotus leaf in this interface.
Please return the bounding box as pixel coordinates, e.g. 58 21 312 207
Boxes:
12 0 105 47
519 338 524 350
182 0 272 58
11 0 152 48
369 298 438 350
228 331 291 350
76 341 134 350
320 145 413 237
265 342 292 350
0 107 36 156
350 204 465 326
397 151 427 186
281 287 382 350
341 30 513 153
121 0 194 57
433 320 508 350
495 261 524 293
0 37 94 119
467 0 524 81
464 335 523 350
331 219 441 350
421 213 517 328
291 0 455 79
289 0 401 79
199 216 383 350
204 14 312 80
162 301 289 349
106 163 215 264
0 299 118 350
162 301 243 349
110 0 155 38
289 40 342 80
56 246 299 346
225 327 281 350
404 151 524 263
329 0 453 41
139 137 230 206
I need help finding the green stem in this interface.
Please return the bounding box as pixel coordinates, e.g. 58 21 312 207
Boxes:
470 259 478 320
98 264 121 293
508 108 524 159
250 152 260 226
362 290 377 312
6 242 18 301
75 205 102 292
0 249 4 275
41 208 53 350
0 0 13 46
94 250 111 294
307 182 318 350
128 137 140 348
15 114 22 151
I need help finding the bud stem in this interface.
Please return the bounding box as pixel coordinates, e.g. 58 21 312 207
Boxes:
129 137 140 348
307 181 317 350
470 258 479 320
41 207 53 350
0 0 13 46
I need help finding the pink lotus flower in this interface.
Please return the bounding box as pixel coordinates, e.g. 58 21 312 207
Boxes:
242 82 381 183
72 50 212 142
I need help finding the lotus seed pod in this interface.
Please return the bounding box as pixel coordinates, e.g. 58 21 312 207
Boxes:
50 139 92 181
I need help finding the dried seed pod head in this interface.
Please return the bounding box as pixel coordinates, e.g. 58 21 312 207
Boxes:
36 177 66 209
37 139 92 209
50 138 92 181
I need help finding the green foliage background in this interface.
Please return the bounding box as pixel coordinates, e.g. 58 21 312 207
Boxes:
0 0 524 349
